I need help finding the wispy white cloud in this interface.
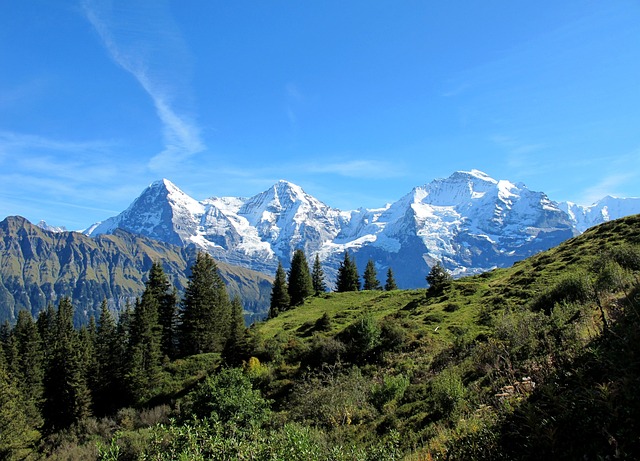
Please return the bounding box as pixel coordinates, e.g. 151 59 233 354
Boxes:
581 173 636 205
82 0 204 171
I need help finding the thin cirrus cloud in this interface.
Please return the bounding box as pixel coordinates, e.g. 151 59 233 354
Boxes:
307 159 405 179
82 0 204 171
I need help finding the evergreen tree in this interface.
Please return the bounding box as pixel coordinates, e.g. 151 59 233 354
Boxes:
93 300 124 415
222 297 248 366
127 289 163 404
288 249 313 306
0 353 39 460
147 262 178 359
269 261 290 318
179 252 231 356
363 259 382 291
12 310 44 429
312 254 327 296
42 298 91 432
385 267 398 291
336 251 360 292
426 261 452 293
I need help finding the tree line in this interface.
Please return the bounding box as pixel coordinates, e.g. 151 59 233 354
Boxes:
269 250 398 318
0 252 247 455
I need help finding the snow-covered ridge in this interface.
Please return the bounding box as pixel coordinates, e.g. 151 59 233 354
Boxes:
83 171 640 288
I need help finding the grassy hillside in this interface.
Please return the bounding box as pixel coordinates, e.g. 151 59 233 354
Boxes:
9 214 639 460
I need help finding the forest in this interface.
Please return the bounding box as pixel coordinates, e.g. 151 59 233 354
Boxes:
2 215 640 460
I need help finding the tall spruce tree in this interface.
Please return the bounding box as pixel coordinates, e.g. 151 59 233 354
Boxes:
222 297 247 366
385 267 398 291
363 259 382 291
42 298 91 432
147 262 178 359
312 254 327 296
127 289 163 405
0 352 39 460
336 251 360 292
179 252 231 356
12 310 44 429
269 261 290 318
288 249 313 306
93 300 124 415
426 261 452 294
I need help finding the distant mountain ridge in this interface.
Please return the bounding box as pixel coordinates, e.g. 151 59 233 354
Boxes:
84 170 640 288
0 216 272 325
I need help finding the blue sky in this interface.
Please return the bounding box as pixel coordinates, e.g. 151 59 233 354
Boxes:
1 1 639 230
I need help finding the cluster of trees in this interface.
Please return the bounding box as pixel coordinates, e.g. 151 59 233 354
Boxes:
269 250 399 318
0 252 247 455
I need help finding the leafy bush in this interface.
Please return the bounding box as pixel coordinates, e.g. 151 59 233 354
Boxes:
371 374 410 412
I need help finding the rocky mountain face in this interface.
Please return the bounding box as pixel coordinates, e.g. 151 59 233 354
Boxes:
85 170 619 288
0 216 272 325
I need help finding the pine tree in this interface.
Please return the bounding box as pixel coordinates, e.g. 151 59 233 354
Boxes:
363 259 382 291
127 288 163 404
0 352 39 460
179 252 231 356
93 300 124 415
222 297 248 365
312 254 327 296
385 267 398 291
42 298 92 432
336 251 360 292
269 261 290 318
12 310 44 429
288 249 313 306
147 262 178 359
426 261 452 293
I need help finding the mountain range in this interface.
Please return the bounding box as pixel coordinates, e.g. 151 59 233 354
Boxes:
0 216 272 325
83 170 640 288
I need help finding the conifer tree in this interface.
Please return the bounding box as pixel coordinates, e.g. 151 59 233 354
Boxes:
426 261 452 293
93 300 124 415
336 251 360 292
363 259 382 291
42 298 91 432
0 352 39 460
147 262 178 359
179 252 231 356
127 289 163 404
269 261 290 318
12 310 44 428
288 249 313 306
312 254 327 296
385 267 398 291
222 297 248 365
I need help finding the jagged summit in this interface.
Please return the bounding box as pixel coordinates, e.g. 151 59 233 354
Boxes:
82 171 640 288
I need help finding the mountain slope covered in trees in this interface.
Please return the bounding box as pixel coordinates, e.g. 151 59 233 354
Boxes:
0 216 272 324
1 214 639 460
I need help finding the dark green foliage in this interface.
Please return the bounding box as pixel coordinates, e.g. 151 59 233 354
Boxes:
336 251 360 292
179 252 231 355
127 291 163 405
311 253 327 295
363 259 382 291
340 314 382 362
93 300 126 415
222 297 248 365
530 272 592 313
269 261 290 318
288 249 314 306
11 309 44 428
0 353 40 460
385 267 398 291
186 367 271 429
42 297 92 432
426 261 452 293
147 262 179 359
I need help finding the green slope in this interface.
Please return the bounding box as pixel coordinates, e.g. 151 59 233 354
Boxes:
0 216 272 324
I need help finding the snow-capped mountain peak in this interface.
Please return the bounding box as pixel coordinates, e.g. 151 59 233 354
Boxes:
84 171 640 288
